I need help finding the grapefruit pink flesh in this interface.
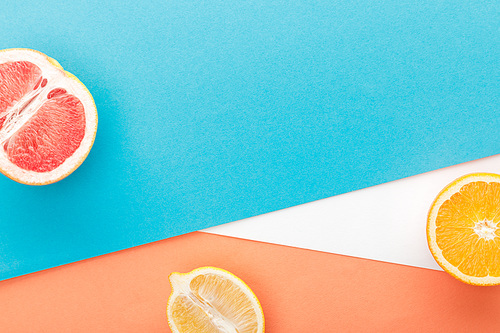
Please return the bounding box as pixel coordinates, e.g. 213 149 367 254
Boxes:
0 60 86 173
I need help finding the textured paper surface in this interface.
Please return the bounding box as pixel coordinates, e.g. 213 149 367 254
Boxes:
1 232 500 332
0 0 499 280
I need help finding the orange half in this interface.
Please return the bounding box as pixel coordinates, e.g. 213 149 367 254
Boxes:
427 173 500 285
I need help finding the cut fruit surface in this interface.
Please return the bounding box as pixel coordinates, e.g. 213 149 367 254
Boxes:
427 173 500 286
167 267 265 333
0 48 97 185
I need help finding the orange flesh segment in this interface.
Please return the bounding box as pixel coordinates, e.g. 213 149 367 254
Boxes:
0 61 85 172
435 181 500 277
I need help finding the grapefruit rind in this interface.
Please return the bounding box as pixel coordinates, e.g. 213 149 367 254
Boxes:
427 173 500 286
166 266 265 333
0 48 97 185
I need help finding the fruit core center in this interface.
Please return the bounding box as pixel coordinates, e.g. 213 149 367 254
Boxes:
473 220 498 241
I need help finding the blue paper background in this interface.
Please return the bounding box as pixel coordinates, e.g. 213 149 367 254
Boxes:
0 0 498 280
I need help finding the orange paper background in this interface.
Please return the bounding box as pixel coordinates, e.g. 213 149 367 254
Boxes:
1 232 499 332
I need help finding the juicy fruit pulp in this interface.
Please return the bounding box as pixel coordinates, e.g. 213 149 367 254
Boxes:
167 267 265 333
427 173 500 285
0 49 96 185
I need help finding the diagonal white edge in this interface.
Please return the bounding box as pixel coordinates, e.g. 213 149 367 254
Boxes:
204 154 500 271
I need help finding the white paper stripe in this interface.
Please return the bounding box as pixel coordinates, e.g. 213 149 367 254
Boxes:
204 154 500 270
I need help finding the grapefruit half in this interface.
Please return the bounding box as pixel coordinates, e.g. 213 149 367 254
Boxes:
0 48 97 185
